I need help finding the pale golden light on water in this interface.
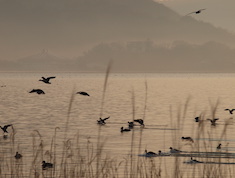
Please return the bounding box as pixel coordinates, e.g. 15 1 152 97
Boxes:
1 72 235 177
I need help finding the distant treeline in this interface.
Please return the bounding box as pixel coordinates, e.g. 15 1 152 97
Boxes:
1 40 235 72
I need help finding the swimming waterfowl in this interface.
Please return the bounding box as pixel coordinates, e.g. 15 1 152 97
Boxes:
134 119 144 126
207 118 219 126
169 147 182 153
97 116 110 125
29 89 45 94
77 91 90 96
186 9 206 16
120 127 131 132
128 121 134 129
195 117 200 122
158 150 171 156
15 152 22 159
225 109 235 114
39 76 56 84
217 143 222 150
184 157 203 164
0 124 12 133
145 149 157 157
42 161 53 170
181 137 194 143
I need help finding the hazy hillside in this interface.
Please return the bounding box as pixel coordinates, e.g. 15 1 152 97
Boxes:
74 40 235 72
1 0 235 72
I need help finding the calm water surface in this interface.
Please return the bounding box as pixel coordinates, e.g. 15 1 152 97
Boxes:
1 72 235 177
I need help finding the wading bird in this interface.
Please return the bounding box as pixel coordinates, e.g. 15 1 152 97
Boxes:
77 91 90 96
29 89 45 94
39 76 56 84
186 9 206 16
0 124 12 133
225 109 235 114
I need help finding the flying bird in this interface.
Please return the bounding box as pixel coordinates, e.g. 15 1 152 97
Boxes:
0 124 12 133
207 118 219 126
186 9 206 16
42 161 53 170
29 89 45 94
77 91 90 96
97 116 110 125
39 76 56 84
225 109 235 114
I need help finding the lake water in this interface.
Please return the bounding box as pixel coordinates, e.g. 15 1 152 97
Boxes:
1 72 235 177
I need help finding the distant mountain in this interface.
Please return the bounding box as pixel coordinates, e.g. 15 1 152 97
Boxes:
1 40 235 72
16 50 72 71
75 40 235 73
1 0 235 72
0 0 235 57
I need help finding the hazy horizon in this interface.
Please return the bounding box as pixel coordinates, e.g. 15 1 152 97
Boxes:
1 0 235 72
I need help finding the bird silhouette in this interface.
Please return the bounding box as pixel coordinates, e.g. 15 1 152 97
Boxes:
217 143 222 150
225 109 235 114
169 147 182 153
194 116 201 122
207 118 219 126
39 76 56 84
181 137 194 143
184 157 203 164
42 161 53 170
120 127 131 132
15 152 22 159
0 124 12 133
134 119 144 126
29 89 45 94
145 149 157 157
186 9 206 16
97 116 110 125
77 91 90 96
128 121 134 129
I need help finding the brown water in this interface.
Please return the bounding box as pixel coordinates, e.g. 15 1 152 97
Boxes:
1 72 235 177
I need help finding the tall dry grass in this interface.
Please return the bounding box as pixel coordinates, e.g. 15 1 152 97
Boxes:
1 74 235 178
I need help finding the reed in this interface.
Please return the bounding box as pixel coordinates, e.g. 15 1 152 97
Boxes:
1 76 235 178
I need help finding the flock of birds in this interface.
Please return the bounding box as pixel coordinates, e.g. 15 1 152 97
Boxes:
141 108 235 163
2 76 91 170
29 76 90 96
0 124 53 170
4 73 234 168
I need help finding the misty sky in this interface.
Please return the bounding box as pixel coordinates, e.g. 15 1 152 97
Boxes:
1 0 235 63
156 0 235 33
